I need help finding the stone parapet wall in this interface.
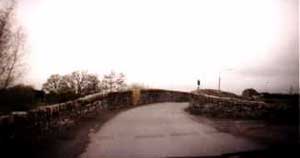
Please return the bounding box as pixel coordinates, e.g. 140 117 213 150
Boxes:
188 93 295 120
0 90 191 146
1 89 293 147
137 89 190 105
0 93 107 145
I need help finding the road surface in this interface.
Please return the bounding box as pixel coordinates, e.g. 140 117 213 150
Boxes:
80 102 264 158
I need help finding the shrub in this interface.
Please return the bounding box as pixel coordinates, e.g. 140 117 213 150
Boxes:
0 84 42 113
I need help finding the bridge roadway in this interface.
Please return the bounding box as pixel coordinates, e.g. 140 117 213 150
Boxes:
79 102 264 158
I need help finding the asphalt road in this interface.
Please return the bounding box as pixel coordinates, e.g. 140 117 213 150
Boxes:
80 102 264 158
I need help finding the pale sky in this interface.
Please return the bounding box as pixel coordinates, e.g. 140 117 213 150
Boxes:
13 0 299 94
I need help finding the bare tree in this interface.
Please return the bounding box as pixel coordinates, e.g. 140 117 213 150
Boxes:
42 74 64 94
66 71 100 95
0 1 25 89
42 71 100 96
82 73 100 95
101 71 126 93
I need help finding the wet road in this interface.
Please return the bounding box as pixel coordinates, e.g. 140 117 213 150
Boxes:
80 102 264 158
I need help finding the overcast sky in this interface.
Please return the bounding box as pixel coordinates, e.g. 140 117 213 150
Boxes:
13 0 299 94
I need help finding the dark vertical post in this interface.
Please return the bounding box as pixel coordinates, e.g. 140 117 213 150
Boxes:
218 74 221 92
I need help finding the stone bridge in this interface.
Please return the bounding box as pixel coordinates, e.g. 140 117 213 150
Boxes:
0 89 282 148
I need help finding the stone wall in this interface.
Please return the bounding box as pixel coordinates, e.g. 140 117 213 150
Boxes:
0 89 191 146
0 94 101 146
188 93 294 120
137 89 191 105
1 89 292 147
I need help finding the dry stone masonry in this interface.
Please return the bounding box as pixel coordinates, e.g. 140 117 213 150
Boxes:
0 90 190 146
0 89 293 147
188 93 295 120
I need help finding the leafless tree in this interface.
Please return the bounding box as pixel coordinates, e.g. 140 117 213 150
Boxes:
66 71 100 95
42 74 64 94
42 71 100 96
0 1 25 89
82 73 100 95
101 71 126 93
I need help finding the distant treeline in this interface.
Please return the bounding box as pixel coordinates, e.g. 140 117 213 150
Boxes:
0 71 129 115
